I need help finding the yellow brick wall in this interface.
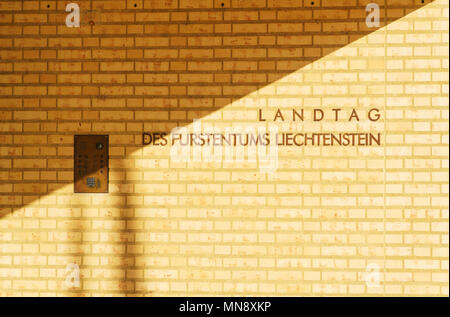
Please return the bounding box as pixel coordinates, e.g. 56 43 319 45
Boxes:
0 0 448 296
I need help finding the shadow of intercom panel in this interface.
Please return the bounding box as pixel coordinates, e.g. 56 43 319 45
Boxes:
74 135 109 193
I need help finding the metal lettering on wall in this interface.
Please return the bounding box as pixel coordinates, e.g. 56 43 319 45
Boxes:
74 135 109 193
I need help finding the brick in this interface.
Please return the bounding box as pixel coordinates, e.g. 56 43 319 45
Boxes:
233 23 267 33
180 0 213 8
12 158 46 169
144 0 178 9
188 62 222 71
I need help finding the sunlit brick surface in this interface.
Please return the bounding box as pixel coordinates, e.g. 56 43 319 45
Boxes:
0 0 448 296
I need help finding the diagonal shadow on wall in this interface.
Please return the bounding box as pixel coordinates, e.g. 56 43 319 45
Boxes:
0 0 439 296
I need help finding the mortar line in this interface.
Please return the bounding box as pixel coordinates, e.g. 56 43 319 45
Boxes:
383 0 388 297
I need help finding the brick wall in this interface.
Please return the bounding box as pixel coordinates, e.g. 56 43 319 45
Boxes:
0 0 448 296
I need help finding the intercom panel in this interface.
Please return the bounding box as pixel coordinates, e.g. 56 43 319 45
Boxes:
74 135 109 193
